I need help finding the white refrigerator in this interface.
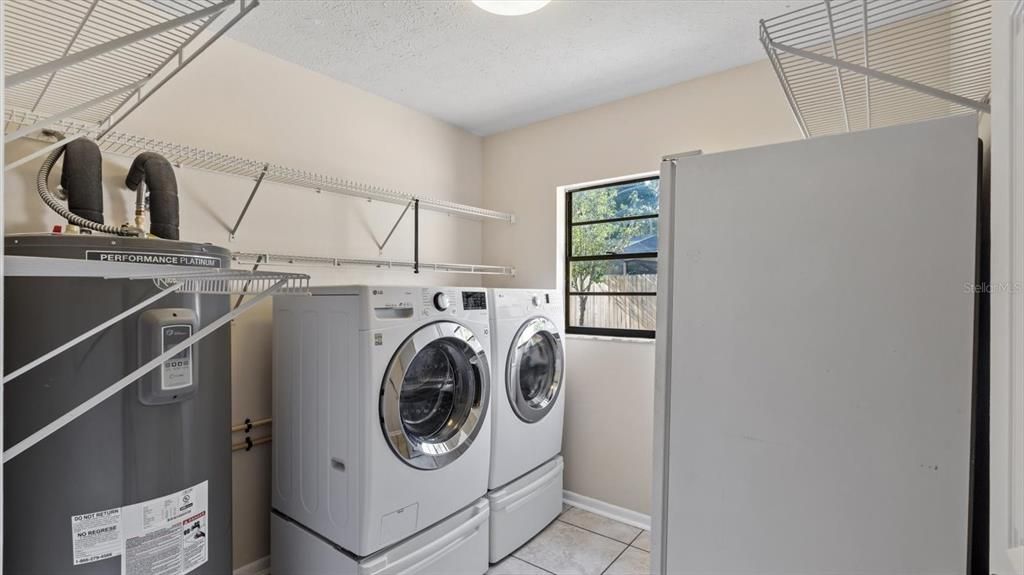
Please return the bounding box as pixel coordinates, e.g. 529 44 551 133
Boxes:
653 114 981 574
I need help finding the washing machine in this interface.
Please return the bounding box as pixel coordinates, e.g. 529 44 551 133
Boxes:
486 288 566 562
271 286 492 571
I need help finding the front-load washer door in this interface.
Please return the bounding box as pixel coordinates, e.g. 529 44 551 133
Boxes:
507 317 564 423
381 321 490 470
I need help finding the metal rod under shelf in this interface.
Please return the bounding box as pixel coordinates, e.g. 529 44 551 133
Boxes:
232 251 516 277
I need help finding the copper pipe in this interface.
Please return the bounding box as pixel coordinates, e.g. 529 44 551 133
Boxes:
231 417 271 433
232 435 271 452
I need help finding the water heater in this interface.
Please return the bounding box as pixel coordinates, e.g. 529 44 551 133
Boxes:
3 233 232 574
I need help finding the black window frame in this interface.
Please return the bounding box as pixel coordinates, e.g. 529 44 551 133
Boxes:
564 175 659 339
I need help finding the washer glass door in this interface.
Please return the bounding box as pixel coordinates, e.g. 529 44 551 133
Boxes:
507 317 564 423
381 321 489 469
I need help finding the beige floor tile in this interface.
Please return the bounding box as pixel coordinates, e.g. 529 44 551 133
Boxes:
558 508 642 544
488 555 552 575
514 520 626 575
631 530 651 552
604 547 650 575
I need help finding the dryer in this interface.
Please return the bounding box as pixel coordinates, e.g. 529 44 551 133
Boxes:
486 288 566 562
271 286 492 568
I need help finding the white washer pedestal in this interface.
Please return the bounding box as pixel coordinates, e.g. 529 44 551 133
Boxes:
271 499 490 575
487 456 564 563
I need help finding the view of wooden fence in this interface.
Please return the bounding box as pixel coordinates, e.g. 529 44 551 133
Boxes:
569 273 656 331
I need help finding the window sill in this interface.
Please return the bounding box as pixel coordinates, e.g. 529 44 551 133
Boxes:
565 333 655 344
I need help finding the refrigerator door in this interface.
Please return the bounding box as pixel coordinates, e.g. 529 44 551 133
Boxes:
653 115 979 575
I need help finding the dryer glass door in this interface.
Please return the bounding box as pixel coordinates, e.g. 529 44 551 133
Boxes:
507 317 564 423
381 321 490 470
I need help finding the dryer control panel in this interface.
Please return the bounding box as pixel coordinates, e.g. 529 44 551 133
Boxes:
493 288 564 327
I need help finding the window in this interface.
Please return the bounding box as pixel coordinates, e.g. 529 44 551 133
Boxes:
565 176 659 338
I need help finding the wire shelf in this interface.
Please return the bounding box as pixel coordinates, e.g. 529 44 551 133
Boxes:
3 0 257 143
232 251 517 277
760 0 991 138
3 108 517 223
136 268 310 295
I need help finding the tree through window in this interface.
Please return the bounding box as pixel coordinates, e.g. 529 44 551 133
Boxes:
565 176 659 338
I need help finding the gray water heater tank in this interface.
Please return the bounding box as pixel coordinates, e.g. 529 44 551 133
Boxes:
3 233 232 574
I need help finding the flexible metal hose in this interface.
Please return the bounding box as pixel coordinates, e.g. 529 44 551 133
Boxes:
36 141 138 236
126 152 179 240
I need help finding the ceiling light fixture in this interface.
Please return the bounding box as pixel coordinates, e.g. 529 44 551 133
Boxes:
472 0 551 16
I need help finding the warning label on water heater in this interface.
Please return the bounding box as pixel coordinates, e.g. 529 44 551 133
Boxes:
71 507 122 565
69 481 209 574
121 481 208 575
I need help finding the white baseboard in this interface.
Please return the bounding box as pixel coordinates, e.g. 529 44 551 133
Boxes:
562 490 651 531
234 555 270 575
1010 545 1024 575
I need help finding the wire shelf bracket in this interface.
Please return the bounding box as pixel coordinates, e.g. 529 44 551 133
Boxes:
229 163 269 241
4 0 259 146
760 0 992 138
2 255 309 464
377 199 416 254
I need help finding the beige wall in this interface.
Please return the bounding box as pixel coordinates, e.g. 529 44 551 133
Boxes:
4 38 486 569
481 59 802 515
6 38 806 564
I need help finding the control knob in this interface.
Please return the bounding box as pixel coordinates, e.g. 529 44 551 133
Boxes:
433 292 450 311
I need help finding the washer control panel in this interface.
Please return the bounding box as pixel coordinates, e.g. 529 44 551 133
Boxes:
461 290 487 311
418 288 487 318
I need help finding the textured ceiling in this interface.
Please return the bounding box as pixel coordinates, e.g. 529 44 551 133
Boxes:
229 0 810 135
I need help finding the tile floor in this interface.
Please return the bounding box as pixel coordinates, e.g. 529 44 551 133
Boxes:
487 505 650 575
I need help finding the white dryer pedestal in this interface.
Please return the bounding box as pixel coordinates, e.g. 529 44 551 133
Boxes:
272 499 490 575
487 456 564 563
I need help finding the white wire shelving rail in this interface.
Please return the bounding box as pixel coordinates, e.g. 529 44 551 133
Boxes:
2 255 309 463
760 0 991 138
4 0 258 149
3 108 517 224
232 251 516 277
